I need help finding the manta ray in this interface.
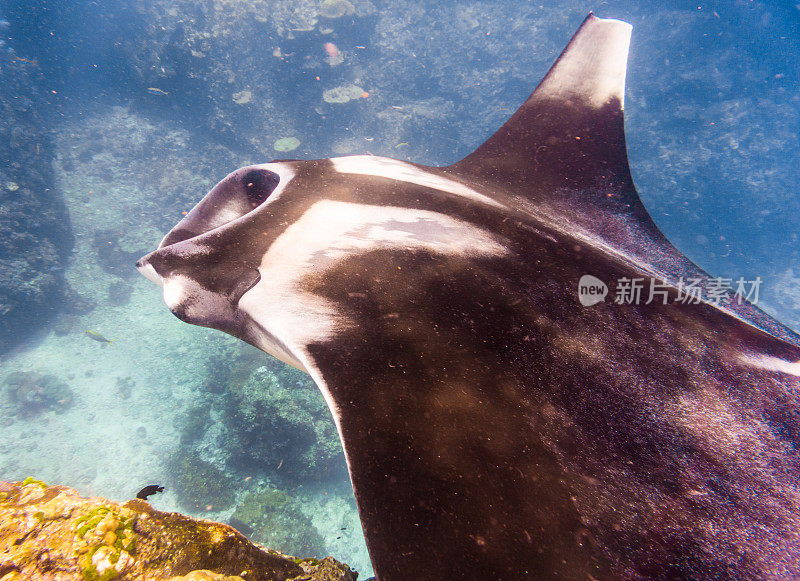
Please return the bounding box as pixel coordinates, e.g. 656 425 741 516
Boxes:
137 14 800 580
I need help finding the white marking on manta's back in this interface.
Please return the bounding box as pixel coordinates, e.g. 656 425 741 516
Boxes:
331 155 505 209
537 16 632 108
237 198 508 350
268 198 508 270
741 354 800 377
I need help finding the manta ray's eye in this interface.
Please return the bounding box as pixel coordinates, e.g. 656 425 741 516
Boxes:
242 169 280 207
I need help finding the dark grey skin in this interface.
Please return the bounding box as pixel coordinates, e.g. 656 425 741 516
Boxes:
138 15 800 580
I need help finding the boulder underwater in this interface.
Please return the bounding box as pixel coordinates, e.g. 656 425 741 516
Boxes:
0 478 356 581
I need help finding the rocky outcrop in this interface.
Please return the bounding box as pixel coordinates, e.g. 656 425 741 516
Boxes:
0 478 357 581
0 34 72 354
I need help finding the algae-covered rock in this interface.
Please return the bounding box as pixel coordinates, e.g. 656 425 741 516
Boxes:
0 478 356 580
170 572 245 581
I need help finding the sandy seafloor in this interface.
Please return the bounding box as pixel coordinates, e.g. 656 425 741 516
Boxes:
0 104 373 575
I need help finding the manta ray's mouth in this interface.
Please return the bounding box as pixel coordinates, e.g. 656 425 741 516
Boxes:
136 250 261 306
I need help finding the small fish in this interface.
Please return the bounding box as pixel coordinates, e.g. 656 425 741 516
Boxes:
12 56 38 66
136 484 164 500
147 87 169 96
85 330 115 345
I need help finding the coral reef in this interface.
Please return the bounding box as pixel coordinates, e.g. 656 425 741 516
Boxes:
6 0 377 156
107 280 134 307
202 341 267 395
231 487 326 559
226 366 344 482
180 406 212 446
0 478 356 580
53 106 238 242
170 454 236 512
3 371 73 415
114 376 135 400
318 0 356 20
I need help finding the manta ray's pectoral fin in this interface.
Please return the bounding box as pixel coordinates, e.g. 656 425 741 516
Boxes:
447 13 800 347
450 14 638 211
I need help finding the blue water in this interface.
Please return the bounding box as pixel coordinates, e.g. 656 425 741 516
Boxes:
1 1 799 577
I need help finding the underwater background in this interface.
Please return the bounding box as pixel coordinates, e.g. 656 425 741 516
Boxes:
0 0 798 576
